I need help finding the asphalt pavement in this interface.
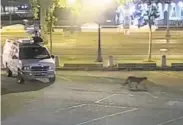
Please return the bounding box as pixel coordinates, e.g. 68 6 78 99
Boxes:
1 71 183 125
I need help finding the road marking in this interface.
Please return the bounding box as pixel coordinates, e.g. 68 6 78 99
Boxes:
86 72 113 82
57 75 72 82
148 78 157 84
100 77 114 82
167 101 178 106
123 90 134 97
153 71 183 80
167 100 183 106
86 72 93 76
95 94 117 103
157 116 183 125
26 99 36 104
144 92 158 99
88 104 127 109
154 91 167 94
75 108 138 125
54 104 86 113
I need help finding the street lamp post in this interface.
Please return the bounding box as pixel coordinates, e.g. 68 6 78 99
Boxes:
165 2 171 43
9 12 12 25
8 0 16 25
96 24 103 62
9 4 13 25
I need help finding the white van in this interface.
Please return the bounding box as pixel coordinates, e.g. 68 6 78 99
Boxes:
2 38 56 84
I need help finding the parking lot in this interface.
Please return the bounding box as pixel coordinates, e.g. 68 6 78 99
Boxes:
1 71 183 125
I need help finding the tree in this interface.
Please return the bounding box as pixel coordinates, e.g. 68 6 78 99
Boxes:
143 2 160 61
117 0 160 61
30 0 52 45
146 3 159 61
29 0 40 20
133 1 160 61
30 0 81 54
46 1 60 54
133 4 146 28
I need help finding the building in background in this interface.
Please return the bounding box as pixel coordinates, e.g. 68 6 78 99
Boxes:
1 0 183 27
1 0 33 26
114 0 183 26
1 0 30 14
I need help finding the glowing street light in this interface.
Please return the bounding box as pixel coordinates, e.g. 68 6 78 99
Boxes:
81 0 112 62
83 0 112 7
67 0 76 5
100 0 112 4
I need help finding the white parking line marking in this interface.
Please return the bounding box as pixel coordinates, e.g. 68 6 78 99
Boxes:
88 104 127 109
144 92 158 99
95 94 117 103
75 108 138 125
100 77 113 82
157 116 183 125
156 72 183 80
123 90 134 97
86 72 92 76
148 78 157 84
86 73 113 82
57 75 72 82
26 99 36 104
54 104 86 113
154 92 167 94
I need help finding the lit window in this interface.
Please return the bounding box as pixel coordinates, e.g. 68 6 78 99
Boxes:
181 8 183 17
5 7 8 11
171 2 176 7
164 4 168 11
178 1 183 7
14 7 18 11
170 3 176 18
158 3 163 19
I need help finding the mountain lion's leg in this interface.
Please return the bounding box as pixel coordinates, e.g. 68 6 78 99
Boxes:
136 82 139 89
123 79 128 85
128 81 132 88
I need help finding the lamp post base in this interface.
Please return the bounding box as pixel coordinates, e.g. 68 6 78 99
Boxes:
96 55 103 62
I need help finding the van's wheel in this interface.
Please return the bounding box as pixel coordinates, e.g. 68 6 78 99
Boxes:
49 75 56 83
17 71 24 84
6 67 12 77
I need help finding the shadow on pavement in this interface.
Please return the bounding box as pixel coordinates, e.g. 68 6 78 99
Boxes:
1 75 53 95
121 79 169 92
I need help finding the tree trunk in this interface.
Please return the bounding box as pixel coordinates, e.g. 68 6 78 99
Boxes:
50 17 53 55
39 0 49 44
40 5 45 33
148 23 152 62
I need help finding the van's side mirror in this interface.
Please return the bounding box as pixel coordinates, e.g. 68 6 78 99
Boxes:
12 55 18 59
51 55 55 58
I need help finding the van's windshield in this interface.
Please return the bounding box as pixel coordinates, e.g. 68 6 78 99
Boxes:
19 46 50 60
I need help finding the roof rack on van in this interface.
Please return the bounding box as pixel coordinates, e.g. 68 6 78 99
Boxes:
5 37 43 46
16 38 33 44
